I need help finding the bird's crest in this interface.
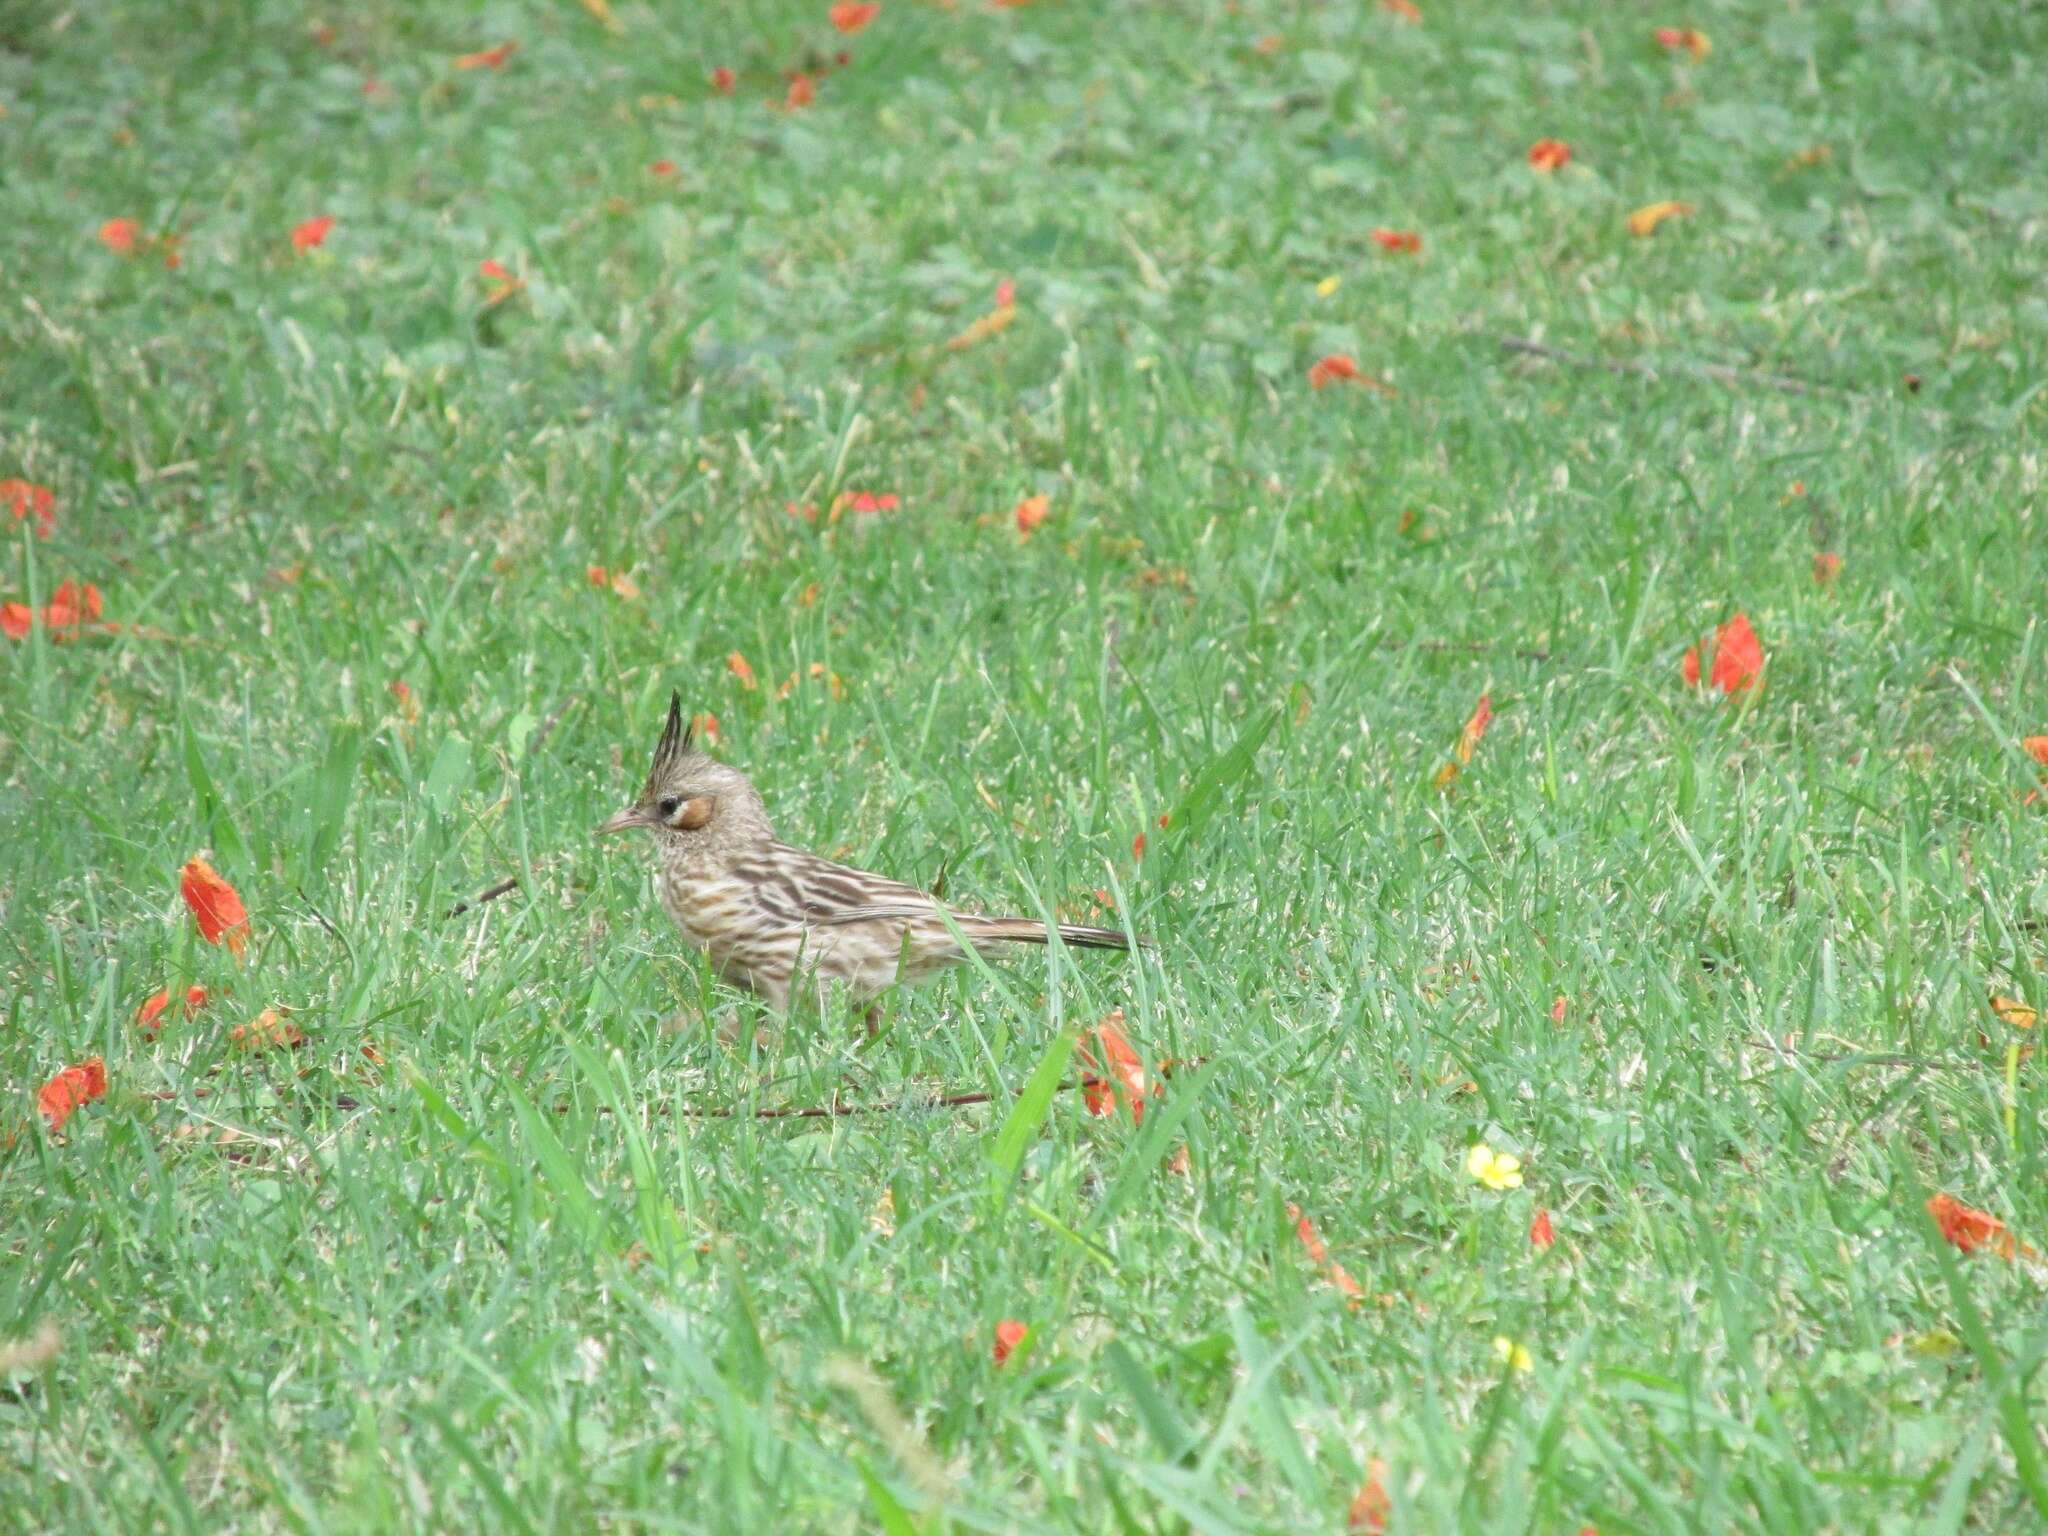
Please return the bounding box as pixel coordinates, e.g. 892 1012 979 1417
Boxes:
640 689 695 800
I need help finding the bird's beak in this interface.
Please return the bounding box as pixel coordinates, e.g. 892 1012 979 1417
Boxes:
595 806 647 838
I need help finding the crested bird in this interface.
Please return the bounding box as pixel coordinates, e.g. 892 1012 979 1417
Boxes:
598 693 1143 1019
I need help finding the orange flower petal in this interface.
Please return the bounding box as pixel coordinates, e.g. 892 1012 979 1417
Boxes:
1079 1010 1152 1124
1528 138 1571 172
1371 228 1422 255
99 218 140 255
291 215 335 252
1812 551 1842 586
1530 1207 1555 1249
230 1007 305 1052
1707 612 1763 694
1926 1193 2018 1259
711 66 736 94
1627 200 1695 238
1014 494 1050 535
1 480 57 537
830 1 879 33
180 857 250 956
992 1319 1027 1364
454 40 519 70
39 1058 108 1133
785 73 816 109
727 651 757 690
1654 26 1711 60
1348 1459 1391 1531
1308 353 1360 389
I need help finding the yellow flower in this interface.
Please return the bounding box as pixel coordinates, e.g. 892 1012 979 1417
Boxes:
1315 275 1341 297
1465 1142 1524 1191
1493 1336 1533 1372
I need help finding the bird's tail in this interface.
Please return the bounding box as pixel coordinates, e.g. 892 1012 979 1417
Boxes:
967 917 1147 952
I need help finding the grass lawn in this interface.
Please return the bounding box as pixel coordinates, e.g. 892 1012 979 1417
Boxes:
5 0 2047 1529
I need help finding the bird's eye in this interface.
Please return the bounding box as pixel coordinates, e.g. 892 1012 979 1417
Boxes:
658 795 681 818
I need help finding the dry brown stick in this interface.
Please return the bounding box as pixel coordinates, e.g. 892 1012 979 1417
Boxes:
1500 334 1838 400
445 876 520 919
674 1056 1211 1120
141 1060 1210 1122
525 693 580 760
1737 1037 1992 1083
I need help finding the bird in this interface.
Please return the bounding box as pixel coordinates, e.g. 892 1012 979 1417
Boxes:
597 692 1143 1020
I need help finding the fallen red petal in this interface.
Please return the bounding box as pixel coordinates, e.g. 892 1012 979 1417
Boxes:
1 480 57 537
992 1319 1027 1364
181 857 251 956
39 1058 108 1133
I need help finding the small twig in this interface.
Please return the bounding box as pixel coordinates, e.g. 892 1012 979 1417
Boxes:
525 693 579 761
1738 1036 1992 1083
1398 638 1553 663
139 1060 1208 1123
670 1056 1209 1120
1501 334 1845 400
445 876 520 920
296 886 348 948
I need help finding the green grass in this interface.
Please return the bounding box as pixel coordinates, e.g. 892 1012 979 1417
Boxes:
4 0 2047 1529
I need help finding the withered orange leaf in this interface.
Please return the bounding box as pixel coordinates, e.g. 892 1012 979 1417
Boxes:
1528 138 1571 172
1988 994 2037 1030
1014 494 1050 535
1627 200 1695 237
1348 1459 1391 1531
39 1058 107 1133
830 1 879 32
992 1319 1027 1364
181 857 250 956
2 480 56 537
292 215 335 252
454 41 519 70
1926 1193 2025 1260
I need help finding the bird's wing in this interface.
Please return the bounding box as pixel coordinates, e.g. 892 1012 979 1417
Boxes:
758 845 943 928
